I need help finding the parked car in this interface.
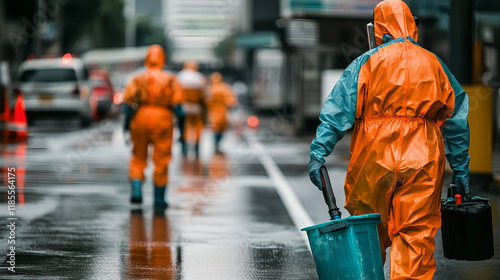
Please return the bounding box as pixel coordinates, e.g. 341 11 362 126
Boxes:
89 69 114 120
14 54 92 127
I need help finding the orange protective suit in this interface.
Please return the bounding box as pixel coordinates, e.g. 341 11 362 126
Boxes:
309 0 470 279
206 73 238 133
123 45 183 186
177 61 206 146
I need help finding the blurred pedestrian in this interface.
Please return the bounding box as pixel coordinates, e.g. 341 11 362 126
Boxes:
308 0 470 279
206 72 238 153
123 44 184 207
177 61 206 157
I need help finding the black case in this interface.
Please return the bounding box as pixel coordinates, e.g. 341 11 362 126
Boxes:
441 198 494 261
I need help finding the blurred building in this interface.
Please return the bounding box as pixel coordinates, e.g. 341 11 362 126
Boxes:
0 2 4 61
164 0 248 66
246 0 382 130
123 0 248 67
0 1 38 63
2 0 499 137
232 0 500 134
124 0 164 48
0 0 125 71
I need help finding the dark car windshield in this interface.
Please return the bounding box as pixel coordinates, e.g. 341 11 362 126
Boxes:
20 68 77 82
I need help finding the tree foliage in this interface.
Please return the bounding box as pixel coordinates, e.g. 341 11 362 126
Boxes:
63 0 125 53
135 15 166 48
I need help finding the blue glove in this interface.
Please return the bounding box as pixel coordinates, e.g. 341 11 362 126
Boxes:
308 158 324 190
122 104 134 132
453 174 470 196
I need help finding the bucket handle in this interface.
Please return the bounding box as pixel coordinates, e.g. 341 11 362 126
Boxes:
320 165 342 220
319 220 347 234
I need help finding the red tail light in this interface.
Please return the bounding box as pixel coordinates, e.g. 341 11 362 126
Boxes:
247 115 259 128
62 53 72 65
92 87 108 96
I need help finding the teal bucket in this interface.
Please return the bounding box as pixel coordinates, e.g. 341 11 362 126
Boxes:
302 213 384 280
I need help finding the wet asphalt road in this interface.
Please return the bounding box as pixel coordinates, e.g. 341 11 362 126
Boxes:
1 118 500 279
0 120 316 279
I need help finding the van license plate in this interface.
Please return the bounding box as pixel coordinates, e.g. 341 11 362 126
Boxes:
39 94 53 103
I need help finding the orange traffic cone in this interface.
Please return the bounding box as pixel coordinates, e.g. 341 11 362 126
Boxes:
5 93 28 142
1 142 27 205
0 147 7 203
0 87 11 142
15 142 27 205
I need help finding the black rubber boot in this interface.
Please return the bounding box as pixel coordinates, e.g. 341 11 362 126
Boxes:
154 185 168 208
214 133 222 153
194 143 200 158
130 180 142 203
181 141 187 157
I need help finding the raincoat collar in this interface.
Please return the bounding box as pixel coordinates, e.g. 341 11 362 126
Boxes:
381 35 416 44
374 0 418 46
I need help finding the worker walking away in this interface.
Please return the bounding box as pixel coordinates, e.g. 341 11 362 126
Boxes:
123 44 184 207
206 72 238 153
177 61 206 157
308 0 470 279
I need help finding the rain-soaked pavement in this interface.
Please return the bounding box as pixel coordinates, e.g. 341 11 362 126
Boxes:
1 118 500 279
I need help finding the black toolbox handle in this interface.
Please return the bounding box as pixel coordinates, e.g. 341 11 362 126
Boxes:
447 183 471 202
320 165 342 220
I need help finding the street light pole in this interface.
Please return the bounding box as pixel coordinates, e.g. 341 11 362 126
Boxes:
124 0 136 47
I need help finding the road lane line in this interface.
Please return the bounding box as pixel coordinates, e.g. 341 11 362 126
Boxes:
246 133 313 249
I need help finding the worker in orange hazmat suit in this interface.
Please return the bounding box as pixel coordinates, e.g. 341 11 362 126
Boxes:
308 0 470 279
123 44 184 207
206 72 238 152
177 61 206 157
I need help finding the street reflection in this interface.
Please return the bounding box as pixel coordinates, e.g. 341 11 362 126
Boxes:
183 158 206 215
206 152 230 196
181 157 203 179
1 142 27 205
177 153 230 215
126 209 175 279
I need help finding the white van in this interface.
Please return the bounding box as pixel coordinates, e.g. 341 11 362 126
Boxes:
14 55 92 128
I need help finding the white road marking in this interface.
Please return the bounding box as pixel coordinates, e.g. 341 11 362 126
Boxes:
246 133 313 250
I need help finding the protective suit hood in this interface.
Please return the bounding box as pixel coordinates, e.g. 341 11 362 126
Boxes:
374 0 418 46
183 61 199 71
145 44 165 69
210 72 223 84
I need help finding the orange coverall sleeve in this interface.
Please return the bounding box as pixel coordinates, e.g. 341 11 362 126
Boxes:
123 76 141 106
223 85 238 108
